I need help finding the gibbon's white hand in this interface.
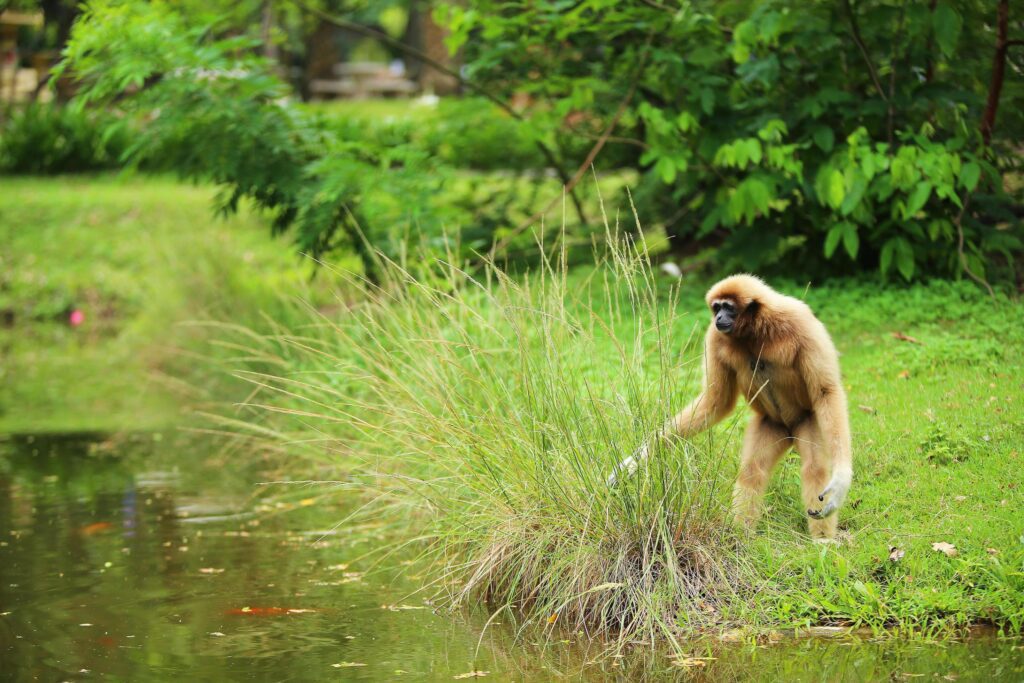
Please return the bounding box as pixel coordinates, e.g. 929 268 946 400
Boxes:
606 442 649 487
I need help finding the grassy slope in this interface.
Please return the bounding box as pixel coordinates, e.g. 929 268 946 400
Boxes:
0 174 322 433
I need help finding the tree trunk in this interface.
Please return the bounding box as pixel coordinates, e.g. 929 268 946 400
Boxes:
980 0 1009 145
404 1 460 95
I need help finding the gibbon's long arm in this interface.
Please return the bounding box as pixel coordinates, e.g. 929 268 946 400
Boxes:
607 333 738 486
668 334 739 437
800 346 853 519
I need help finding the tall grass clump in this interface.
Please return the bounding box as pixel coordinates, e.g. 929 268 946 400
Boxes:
214 234 759 643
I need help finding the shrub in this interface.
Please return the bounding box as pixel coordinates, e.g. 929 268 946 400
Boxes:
210 237 758 642
441 0 1024 281
0 104 130 174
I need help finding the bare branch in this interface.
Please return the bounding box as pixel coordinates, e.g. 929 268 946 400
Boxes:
840 0 889 103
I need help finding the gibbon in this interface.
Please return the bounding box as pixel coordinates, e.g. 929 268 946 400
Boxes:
610 274 852 540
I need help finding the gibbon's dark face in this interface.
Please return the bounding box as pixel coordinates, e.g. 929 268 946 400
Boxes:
711 299 737 334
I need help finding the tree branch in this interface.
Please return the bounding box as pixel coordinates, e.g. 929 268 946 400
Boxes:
953 194 995 298
487 37 654 258
981 0 1010 146
840 0 888 103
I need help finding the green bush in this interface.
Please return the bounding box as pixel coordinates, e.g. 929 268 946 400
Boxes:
442 0 1024 281
0 104 130 174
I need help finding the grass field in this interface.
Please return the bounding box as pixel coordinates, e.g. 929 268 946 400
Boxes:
210 240 1024 643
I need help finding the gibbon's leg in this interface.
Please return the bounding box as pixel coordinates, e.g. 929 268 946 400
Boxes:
733 416 791 529
793 418 839 541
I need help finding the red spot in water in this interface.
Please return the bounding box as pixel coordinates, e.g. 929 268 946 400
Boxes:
80 522 114 536
70 309 85 326
224 607 317 617
96 636 117 648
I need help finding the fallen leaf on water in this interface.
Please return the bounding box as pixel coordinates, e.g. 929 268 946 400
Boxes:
209 632 226 637
199 568 225 574
931 542 958 557
81 522 113 536
891 331 922 345
225 607 317 616
332 662 366 668
381 604 427 611
888 546 905 562
671 656 715 669
453 672 489 679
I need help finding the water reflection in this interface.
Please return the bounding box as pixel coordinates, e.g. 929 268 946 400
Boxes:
0 433 1022 681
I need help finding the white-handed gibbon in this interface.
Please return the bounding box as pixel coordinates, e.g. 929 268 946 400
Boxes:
610 274 852 540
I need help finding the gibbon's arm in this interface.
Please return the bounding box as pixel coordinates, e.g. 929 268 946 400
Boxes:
801 345 853 519
667 332 739 437
607 330 738 486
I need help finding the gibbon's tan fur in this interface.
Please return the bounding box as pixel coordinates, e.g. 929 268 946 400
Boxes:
610 274 852 540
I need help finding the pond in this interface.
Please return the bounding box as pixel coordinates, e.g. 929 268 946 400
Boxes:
1 433 1022 681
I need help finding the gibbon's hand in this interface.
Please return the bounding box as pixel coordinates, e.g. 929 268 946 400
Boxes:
807 469 851 519
607 442 650 487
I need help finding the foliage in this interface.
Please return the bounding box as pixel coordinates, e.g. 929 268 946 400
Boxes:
0 103 131 174
440 0 1024 281
55 0 445 281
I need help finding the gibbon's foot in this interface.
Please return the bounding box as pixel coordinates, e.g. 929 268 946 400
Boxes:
807 504 836 519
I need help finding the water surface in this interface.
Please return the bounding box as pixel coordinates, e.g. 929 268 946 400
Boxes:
1 433 1021 681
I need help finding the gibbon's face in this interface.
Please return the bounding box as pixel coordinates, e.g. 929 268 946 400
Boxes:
711 298 738 334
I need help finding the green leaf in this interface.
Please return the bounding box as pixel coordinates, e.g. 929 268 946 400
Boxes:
746 139 763 165
812 127 834 153
895 239 915 280
676 111 697 133
933 2 963 58
842 222 859 259
656 156 677 184
840 171 867 216
824 224 843 258
826 169 845 209
880 239 895 275
905 182 932 216
960 162 980 191
700 89 714 115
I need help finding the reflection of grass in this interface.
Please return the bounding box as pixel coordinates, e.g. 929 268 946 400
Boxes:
0 174 324 433
210 241 1024 643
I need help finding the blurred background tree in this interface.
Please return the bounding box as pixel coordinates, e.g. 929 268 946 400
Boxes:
3 0 1022 285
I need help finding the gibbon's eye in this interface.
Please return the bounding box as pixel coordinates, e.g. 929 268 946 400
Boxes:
712 303 721 313
721 302 735 313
